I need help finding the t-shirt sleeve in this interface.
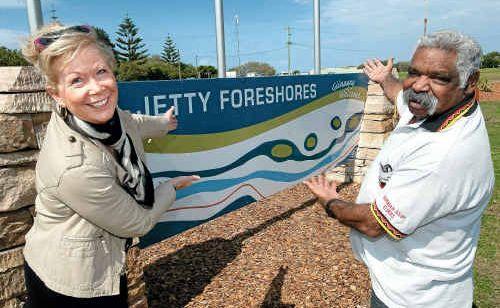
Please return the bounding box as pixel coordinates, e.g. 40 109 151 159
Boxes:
370 154 449 240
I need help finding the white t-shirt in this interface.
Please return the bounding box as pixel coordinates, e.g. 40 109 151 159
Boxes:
351 91 494 308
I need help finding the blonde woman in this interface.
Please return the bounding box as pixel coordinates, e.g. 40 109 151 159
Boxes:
21 24 199 307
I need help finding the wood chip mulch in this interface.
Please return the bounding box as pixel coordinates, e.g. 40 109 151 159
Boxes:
141 183 371 308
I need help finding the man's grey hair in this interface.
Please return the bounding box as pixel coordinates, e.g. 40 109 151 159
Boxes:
416 30 482 88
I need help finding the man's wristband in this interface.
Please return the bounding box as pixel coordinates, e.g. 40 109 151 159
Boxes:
324 199 338 219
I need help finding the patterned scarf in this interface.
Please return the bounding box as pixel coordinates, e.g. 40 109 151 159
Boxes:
65 110 155 208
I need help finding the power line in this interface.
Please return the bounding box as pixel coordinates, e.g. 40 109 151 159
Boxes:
190 46 287 60
233 47 287 57
291 27 359 36
293 42 373 53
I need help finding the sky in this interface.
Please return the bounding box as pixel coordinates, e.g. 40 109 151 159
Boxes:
1 0 499 73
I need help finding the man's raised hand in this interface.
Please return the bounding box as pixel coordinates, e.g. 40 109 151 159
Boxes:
363 58 393 85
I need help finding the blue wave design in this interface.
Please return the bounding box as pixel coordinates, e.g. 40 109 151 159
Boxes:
151 112 363 179
174 130 359 200
139 195 257 247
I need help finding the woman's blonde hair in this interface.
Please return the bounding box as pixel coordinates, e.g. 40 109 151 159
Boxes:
22 22 116 89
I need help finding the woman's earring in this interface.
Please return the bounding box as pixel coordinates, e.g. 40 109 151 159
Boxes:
57 104 68 119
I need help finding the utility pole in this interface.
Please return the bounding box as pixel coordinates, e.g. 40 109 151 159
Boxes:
178 49 182 80
214 0 226 77
234 14 241 76
26 0 43 33
424 0 429 36
195 55 200 78
50 4 58 22
286 26 292 75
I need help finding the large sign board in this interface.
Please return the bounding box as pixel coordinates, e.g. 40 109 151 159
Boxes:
118 74 368 246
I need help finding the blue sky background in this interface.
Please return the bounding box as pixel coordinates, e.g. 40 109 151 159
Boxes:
1 0 499 73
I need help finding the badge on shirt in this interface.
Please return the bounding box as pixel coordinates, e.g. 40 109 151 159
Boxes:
379 163 393 188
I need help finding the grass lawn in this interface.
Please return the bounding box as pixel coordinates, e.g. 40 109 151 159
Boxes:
480 68 500 82
474 101 499 307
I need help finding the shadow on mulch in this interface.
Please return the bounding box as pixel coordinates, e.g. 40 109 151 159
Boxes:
144 197 317 308
260 266 295 308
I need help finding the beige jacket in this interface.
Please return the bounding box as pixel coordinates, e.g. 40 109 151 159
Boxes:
23 109 176 298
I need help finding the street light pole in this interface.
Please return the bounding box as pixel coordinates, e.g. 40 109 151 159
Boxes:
26 0 43 34
214 0 226 78
313 0 321 74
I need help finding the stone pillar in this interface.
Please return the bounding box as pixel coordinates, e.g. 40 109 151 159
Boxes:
353 79 397 183
0 66 148 307
0 66 50 308
326 76 397 184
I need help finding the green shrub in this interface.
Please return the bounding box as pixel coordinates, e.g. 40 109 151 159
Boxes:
116 61 149 81
478 78 492 92
0 46 30 66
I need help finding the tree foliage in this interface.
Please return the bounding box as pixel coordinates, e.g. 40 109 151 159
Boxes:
0 46 29 66
232 61 276 76
115 15 148 62
94 27 114 49
394 61 410 72
93 26 118 60
161 35 180 64
198 65 217 78
481 51 500 68
116 61 148 81
115 57 200 81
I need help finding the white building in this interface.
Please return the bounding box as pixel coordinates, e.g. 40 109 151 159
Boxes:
226 71 237 78
309 66 362 75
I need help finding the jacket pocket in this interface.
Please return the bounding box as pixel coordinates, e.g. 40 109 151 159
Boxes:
59 236 101 257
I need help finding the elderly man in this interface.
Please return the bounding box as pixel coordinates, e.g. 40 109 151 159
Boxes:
304 30 494 307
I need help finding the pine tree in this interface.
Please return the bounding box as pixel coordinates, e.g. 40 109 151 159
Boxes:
115 15 148 62
93 27 118 60
161 35 180 64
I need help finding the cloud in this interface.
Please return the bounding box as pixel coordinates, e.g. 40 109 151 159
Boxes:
0 28 28 49
198 57 214 66
0 0 25 8
321 0 498 32
0 0 60 9
322 0 423 30
293 0 312 5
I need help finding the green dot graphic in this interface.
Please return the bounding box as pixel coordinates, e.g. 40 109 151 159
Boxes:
304 133 318 151
331 116 342 130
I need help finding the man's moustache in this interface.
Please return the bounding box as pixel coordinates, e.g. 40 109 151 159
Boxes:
403 89 438 115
